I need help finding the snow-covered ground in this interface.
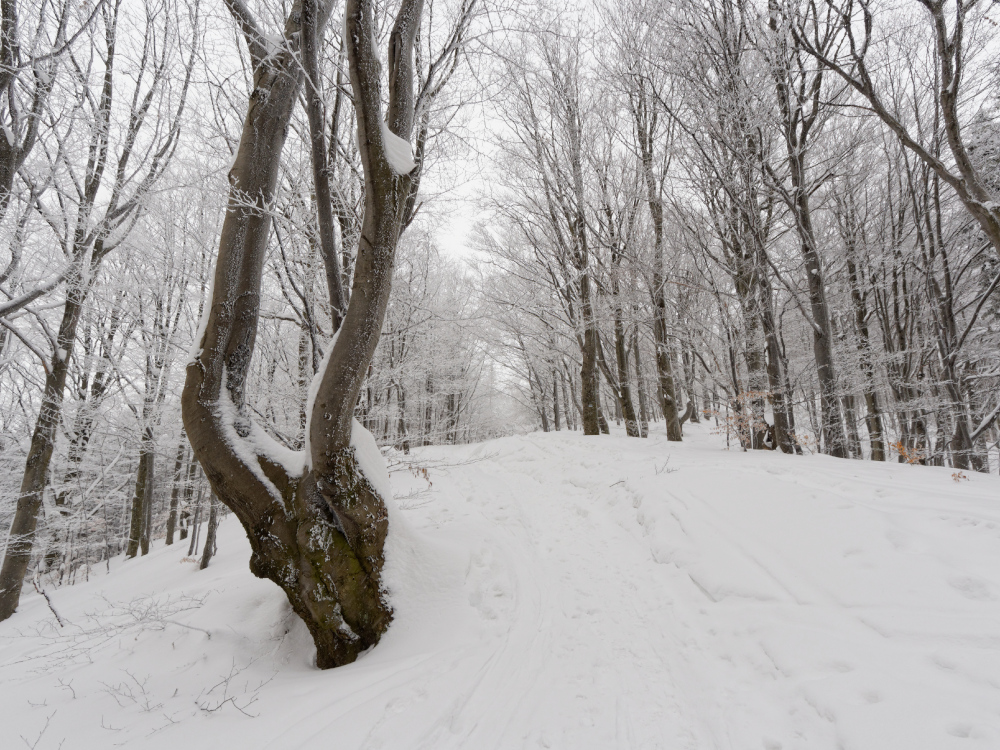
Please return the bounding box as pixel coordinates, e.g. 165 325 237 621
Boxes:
3 424 1000 749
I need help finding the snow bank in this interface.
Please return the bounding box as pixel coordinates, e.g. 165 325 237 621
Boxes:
350 418 391 502
302 331 338 471
379 120 417 175
3 425 1000 748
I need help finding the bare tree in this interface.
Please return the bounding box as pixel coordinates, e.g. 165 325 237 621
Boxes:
0 0 197 621
182 0 423 668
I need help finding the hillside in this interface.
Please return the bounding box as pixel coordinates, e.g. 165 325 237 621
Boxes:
2 425 1000 749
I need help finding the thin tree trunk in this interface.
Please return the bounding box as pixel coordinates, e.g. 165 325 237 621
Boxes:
126 428 156 558
634 85 682 441
632 330 649 437
187 488 203 558
199 494 219 570
179 459 197 541
845 251 886 461
560 364 575 431
166 441 185 545
842 393 863 459
613 284 640 438
757 254 796 453
423 372 433 445
0 273 90 621
396 383 410 453
552 371 561 431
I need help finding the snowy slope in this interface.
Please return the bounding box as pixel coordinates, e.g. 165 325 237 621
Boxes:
3 425 1000 749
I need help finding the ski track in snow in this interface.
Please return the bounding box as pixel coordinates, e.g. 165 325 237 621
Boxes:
2 424 1000 749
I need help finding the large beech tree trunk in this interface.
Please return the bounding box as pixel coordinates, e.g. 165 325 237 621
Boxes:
182 0 422 669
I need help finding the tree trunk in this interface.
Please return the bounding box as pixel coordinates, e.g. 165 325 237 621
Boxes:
632 330 649 437
396 384 410 453
769 18 846 458
552 371 561 431
756 250 796 453
613 284 640 438
199 494 219 570
560 364 575 431
731 255 770 450
166 441 186 545
529 363 550 432
182 0 422 669
845 252 886 461
0 272 90 621
842 393 863 459
423 372 434 445
634 82 681 441
126 427 156 558
187 488 203 557
799 222 847 458
179 459 197 541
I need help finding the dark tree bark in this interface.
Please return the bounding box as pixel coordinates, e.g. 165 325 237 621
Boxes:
571 138 600 435
0 275 90 620
178 459 197 541
199 494 219 570
126 426 155 558
301 0 347 324
423 372 434 445
0 0 58 225
166 440 186 545
0 0 195 621
844 234 886 461
770 5 847 458
632 329 649 437
552 371 561 431
187 490 202 557
396 384 410 453
182 0 423 669
631 73 682 441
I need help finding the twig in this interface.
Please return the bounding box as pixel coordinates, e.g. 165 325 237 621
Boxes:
32 581 67 628
161 619 211 639
20 711 56 749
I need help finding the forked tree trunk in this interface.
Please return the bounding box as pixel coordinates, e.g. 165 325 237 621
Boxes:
182 0 422 669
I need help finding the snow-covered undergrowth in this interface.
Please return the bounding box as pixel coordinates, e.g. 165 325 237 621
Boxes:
3 424 1000 749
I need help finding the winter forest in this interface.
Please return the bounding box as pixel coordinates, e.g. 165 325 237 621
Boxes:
2 0 1000 746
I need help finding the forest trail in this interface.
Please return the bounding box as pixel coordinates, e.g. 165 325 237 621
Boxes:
3 424 1000 749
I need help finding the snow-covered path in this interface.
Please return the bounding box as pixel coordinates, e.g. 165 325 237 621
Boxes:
2 426 1000 748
